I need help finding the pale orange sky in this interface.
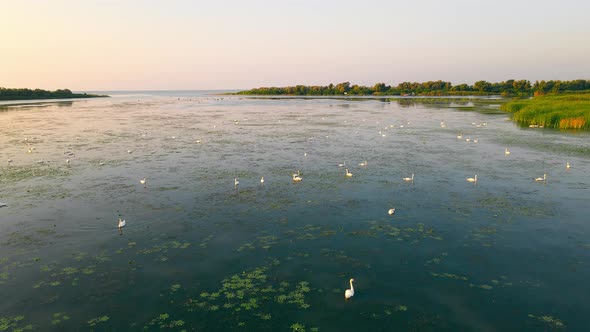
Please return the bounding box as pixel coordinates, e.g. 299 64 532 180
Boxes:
1 0 589 90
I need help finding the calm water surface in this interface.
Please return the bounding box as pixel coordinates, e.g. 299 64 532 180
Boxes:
0 92 589 331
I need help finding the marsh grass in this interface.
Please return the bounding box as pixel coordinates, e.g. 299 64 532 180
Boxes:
501 94 590 129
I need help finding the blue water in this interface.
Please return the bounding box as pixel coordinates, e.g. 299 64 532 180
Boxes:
0 92 588 331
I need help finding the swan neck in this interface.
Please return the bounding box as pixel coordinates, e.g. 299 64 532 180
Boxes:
349 280 354 290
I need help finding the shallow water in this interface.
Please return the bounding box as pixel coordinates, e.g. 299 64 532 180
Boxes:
0 92 589 331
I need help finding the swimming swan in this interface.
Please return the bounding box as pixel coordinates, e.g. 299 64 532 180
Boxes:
466 175 478 183
403 173 414 182
345 278 355 299
534 174 547 182
345 168 353 177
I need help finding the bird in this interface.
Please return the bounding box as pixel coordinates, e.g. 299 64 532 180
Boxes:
234 177 239 187
457 133 463 139
292 173 302 182
440 121 446 128
466 175 478 183
473 138 478 143
402 173 414 182
304 152 308 157
345 278 355 300
127 150 132 154
345 168 353 177
465 137 471 142
99 161 105 166
388 208 396 215
359 160 368 167
118 216 126 228
66 159 70 165
260 176 264 185
566 162 571 169
140 178 147 186
27 148 32 153
338 162 346 167
534 173 547 182
505 148 510 156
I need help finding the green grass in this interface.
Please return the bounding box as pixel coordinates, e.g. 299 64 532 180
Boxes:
501 93 590 129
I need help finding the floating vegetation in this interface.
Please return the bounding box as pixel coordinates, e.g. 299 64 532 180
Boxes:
528 314 566 329
430 272 468 281
199 235 213 248
0 315 33 331
285 224 338 241
467 226 497 247
425 252 448 265
0 165 70 185
87 315 110 327
319 249 369 268
170 283 182 293
358 222 442 243
237 235 279 251
143 313 185 330
138 240 191 256
184 260 311 328
51 312 70 325
395 305 408 312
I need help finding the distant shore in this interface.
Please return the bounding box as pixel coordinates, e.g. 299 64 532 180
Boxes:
235 79 590 97
0 87 107 101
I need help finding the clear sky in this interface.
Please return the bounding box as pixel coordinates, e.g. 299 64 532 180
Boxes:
1 0 589 90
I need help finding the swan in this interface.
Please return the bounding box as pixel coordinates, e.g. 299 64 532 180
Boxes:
140 178 147 185
473 138 478 143
403 173 414 182
359 160 368 167
534 174 547 182
338 162 345 167
505 148 510 156
127 150 132 154
465 137 471 142
345 168 353 177
292 174 302 182
466 175 477 183
440 121 446 128
66 159 70 165
260 176 264 184
345 278 355 299
118 217 126 228
388 208 396 215
457 134 463 139
234 177 239 187
566 162 571 169
27 148 32 153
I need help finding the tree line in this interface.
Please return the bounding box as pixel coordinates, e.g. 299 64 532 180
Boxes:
237 79 590 96
0 87 104 101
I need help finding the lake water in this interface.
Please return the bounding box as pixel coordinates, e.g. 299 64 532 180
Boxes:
0 92 589 331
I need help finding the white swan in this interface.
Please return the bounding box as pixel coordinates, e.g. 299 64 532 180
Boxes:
260 176 264 184
534 174 547 182
345 168 353 177
118 217 126 228
403 173 414 182
234 177 239 187
338 162 346 167
359 160 368 167
566 162 571 169
140 178 147 185
345 278 355 299
505 148 510 156
388 208 396 215
466 175 477 183
457 134 463 139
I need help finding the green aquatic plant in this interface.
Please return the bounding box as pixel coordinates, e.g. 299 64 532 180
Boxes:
290 323 306 332
144 313 185 330
170 284 182 293
0 315 32 331
87 315 109 327
395 305 408 312
528 313 566 329
50 312 70 325
431 272 468 281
